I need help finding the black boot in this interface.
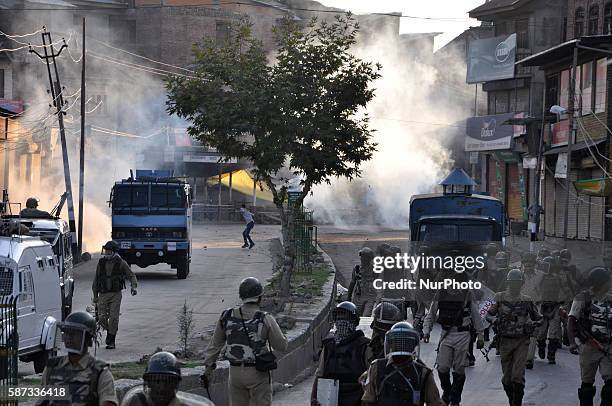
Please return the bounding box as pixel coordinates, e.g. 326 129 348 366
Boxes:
449 372 466 405
547 339 559 364
106 334 116 349
537 340 546 359
438 371 452 405
601 380 612 406
512 383 524 406
503 384 514 405
578 383 596 406
525 360 533 369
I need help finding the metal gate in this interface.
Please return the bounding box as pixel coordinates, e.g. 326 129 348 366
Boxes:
0 296 18 405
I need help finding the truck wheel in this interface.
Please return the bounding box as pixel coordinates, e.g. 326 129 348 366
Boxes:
33 350 55 374
177 257 189 279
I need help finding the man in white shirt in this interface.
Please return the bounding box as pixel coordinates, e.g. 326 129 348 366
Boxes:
240 204 255 249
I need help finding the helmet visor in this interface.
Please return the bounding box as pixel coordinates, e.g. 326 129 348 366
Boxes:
60 325 87 354
144 374 179 405
384 329 420 358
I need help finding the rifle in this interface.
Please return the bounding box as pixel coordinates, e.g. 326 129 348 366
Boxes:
347 265 361 301
573 322 612 361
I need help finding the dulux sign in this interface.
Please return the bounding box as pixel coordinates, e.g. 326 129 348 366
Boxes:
467 34 517 84
465 113 514 152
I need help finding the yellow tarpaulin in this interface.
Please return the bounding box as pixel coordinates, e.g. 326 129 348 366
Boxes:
208 169 274 202
574 177 612 197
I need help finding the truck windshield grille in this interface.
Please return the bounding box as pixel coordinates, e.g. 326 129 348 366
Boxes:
0 268 13 296
420 224 495 241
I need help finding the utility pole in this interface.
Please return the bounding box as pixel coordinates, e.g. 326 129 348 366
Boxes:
78 18 86 260
564 42 579 246
29 28 79 259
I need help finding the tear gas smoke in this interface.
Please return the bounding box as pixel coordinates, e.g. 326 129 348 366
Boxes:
306 22 470 226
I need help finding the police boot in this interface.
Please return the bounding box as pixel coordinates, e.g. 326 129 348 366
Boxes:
578 383 596 406
512 383 524 406
601 380 612 406
503 384 514 405
547 339 559 364
449 372 466 405
106 334 116 349
438 371 452 405
537 340 546 359
525 360 533 369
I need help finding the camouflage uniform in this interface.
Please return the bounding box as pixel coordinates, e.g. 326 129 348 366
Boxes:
536 269 562 363
351 247 377 317
93 254 137 338
204 302 287 406
520 255 542 368
39 353 118 406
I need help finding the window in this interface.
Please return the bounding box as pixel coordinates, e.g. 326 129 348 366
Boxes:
18 268 33 302
215 21 231 44
581 61 593 114
545 74 559 110
589 5 599 35
151 186 186 208
488 91 511 114
516 19 529 49
595 58 607 113
605 3 612 34
113 185 149 208
575 7 585 37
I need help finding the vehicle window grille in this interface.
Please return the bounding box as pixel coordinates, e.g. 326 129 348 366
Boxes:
0 267 13 296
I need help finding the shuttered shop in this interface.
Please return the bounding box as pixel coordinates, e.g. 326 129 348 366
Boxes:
488 157 504 201
589 169 604 240
507 164 523 221
555 175 567 238
545 172 555 235
567 171 578 239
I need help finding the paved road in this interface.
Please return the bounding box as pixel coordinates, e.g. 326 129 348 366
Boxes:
70 224 280 363
275 225 604 405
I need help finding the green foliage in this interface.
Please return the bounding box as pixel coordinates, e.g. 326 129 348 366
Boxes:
177 300 194 357
166 14 380 207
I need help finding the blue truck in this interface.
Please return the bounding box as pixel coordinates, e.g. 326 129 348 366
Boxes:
110 170 192 279
409 168 506 244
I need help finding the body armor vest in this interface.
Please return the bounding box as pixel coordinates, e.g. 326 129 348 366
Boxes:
321 330 370 406
436 291 470 329
45 356 107 406
375 358 429 406
221 308 267 364
540 273 561 303
96 257 125 293
579 292 612 342
497 297 530 338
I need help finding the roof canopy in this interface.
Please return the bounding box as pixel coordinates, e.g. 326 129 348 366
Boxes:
517 35 612 68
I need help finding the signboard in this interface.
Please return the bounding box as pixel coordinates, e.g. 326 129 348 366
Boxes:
555 153 568 178
523 156 537 169
467 34 517 84
551 120 570 147
465 113 514 151
183 153 237 163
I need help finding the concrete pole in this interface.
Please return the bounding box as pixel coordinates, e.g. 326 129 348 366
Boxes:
564 42 579 247
229 170 233 202
3 118 8 191
77 17 85 259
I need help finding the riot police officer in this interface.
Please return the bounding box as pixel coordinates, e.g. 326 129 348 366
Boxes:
368 301 403 362
122 351 213 405
521 253 541 370
487 269 542 406
537 247 551 261
568 267 612 406
311 301 371 406
536 256 562 365
202 277 287 406
422 272 484 406
489 251 510 292
93 240 138 349
38 311 118 406
361 322 444 406
349 247 377 317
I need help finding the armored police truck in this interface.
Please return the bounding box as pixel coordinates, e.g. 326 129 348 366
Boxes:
110 170 192 279
0 224 67 373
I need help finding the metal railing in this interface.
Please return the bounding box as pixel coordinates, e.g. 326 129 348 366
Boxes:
292 209 318 273
0 296 18 405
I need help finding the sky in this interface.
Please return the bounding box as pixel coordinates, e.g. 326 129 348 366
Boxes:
317 0 486 50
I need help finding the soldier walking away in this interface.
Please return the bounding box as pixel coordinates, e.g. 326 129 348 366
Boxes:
361 321 444 406
568 267 612 406
368 301 403 362
311 301 371 406
93 240 138 349
422 272 485 406
202 277 287 406
240 205 255 249
486 269 542 406
37 311 118 406
520 252 541 370
122 351 213 406
535 256 562 365
349 247 377 317
20 197 51 218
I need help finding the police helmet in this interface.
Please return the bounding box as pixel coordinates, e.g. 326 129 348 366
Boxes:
495 251 509 268
377 243 392 257
371 302 402 332
144 352 181 379
102 240 119 253
332 301 359 325
506 268 524 281
25 197 39 209
586 267 612 288
384 322 420 358
560 249 572 263
239 277 263 303
143 352 181 404
359 247 375 259
59 311 97 354
537 247 551 259
521 252 537 265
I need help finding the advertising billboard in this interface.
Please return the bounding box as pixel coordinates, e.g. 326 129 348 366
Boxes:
465 113 514 152
467 34 517 84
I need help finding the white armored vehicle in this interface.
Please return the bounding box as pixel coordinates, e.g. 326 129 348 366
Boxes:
0 224 71 373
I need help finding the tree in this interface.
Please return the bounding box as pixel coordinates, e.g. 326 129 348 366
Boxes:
166 15 380 297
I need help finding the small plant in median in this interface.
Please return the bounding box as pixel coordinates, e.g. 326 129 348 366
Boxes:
177 300 195 357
